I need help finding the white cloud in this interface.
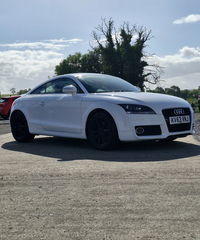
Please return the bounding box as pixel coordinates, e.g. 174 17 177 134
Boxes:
150 46 200 90
0 50 63 94
179 46 200 57
0 38 83 51
0 38 84 94
46 38 82 44
173 14 200 24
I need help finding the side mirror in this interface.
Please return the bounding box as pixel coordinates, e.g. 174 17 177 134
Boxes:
62 85 77 97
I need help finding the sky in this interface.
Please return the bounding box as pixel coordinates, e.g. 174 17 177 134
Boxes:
1 0 200 94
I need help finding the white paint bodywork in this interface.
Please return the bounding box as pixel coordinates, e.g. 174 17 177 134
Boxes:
10 73 195 142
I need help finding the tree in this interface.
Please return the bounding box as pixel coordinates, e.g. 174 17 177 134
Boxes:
91 19 163 90
55 52 82 75
17 88 31 95
170 85 181 97
55 49 102 76
55 19 163 91
81 49 102 73
189 89 199 99
180 89 190 99
153 87 165 94
10 88 16 95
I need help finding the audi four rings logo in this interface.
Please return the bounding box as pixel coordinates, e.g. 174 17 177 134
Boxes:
174 109 184 115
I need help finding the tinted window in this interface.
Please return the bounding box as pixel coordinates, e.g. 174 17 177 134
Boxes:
31 78 83 94
32 85 46 94
0 98 9 103
77 75 140 93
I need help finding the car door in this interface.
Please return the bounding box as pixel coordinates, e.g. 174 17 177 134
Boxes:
35 78 84 133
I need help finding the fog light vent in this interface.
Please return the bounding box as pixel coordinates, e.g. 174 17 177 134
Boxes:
135 127 144 135
135 125 162 136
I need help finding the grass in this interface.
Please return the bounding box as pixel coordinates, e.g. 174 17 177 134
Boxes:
1 94 18 98
193 107 200 113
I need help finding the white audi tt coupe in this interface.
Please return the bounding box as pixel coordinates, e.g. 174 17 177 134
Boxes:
10 73 195 150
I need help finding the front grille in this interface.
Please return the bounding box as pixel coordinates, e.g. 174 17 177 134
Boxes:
162 108 191 133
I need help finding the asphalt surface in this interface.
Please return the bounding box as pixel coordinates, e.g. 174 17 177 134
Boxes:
0 117 200 239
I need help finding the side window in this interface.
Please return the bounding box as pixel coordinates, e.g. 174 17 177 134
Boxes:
60 78 84 93
31 85 46 94
31 78 84 94
46 81 59 93
47 78 84 94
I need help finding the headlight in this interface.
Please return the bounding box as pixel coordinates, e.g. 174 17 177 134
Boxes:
119 104 156 114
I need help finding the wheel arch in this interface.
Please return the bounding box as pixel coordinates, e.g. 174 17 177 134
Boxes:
10 109 25 122
10 109 31 131
85 108 119 139
10 110 35 142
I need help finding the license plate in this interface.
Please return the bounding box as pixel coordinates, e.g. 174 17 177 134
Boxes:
169 115 190 125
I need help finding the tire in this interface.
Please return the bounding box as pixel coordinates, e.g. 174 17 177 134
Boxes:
87 111 119 150
2 115 9 120
11 111 35 142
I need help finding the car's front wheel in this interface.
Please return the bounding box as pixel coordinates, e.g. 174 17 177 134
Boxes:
87 111 119 150
11 111 35 142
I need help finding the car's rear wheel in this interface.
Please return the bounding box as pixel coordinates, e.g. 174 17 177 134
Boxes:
11 111 35 142
87 111 119 150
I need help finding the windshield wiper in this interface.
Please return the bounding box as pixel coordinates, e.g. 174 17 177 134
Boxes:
113 90 134 92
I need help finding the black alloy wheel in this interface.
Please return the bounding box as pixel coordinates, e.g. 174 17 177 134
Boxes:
11 111 35 142
87 111 118 150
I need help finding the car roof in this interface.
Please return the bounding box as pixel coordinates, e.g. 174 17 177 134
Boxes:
29 73 106 93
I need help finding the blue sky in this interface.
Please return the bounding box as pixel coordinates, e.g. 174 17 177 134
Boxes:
1 0 200 93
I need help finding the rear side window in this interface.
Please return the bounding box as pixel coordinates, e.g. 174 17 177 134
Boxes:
13 97 19 101
31 85 46 94
0 98 9 103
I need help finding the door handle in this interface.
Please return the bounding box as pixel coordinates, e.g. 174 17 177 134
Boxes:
39 101 45 106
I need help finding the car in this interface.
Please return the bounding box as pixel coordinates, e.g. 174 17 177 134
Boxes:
10 73 195 150
198 95 200 112
0 95 21 120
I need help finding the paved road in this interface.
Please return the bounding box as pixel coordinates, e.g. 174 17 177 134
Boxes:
0 119 10 134
1 129 200 239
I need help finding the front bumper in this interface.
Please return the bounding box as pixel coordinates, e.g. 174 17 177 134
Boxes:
117 108 194 142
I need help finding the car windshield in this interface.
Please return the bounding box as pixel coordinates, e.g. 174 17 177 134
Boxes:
77 75 140 93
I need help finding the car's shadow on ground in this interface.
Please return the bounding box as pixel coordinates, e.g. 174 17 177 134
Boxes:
2 135 200 162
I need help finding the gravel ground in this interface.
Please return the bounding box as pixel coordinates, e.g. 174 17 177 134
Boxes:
1 123 200 239
0 115 200 239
